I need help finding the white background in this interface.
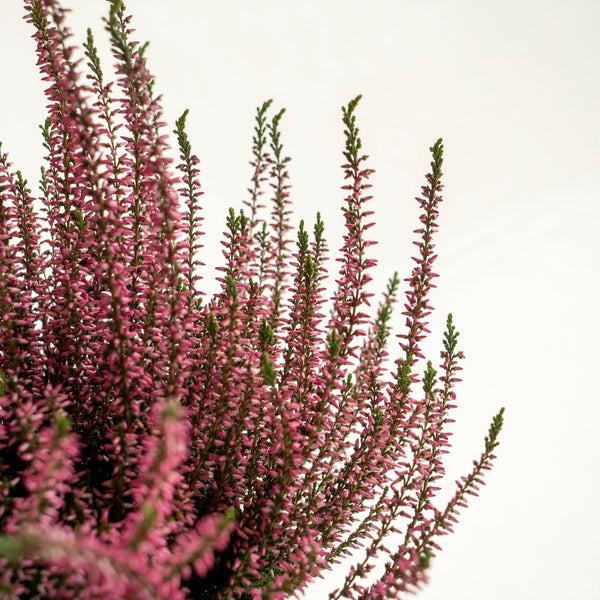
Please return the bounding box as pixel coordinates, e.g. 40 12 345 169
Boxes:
1 1 599 598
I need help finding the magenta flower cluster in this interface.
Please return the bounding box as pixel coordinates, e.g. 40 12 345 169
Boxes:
0 1 504 599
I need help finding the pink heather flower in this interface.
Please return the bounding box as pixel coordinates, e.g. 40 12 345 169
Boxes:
0 2 504 598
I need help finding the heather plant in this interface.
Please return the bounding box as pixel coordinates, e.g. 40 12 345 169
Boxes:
0 1 504 599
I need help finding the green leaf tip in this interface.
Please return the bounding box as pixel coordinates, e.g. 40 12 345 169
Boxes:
418 549 432 569
272 107 286 127
176 108 190 128
343 94 363 116
423 361 437 394
372 406 385 428
260 99 274 113
259 318 275 350
430 138 444 179
260 352 276 386
30 1 47 31
485 406 505 453
109 0 127 14
442 313 460 355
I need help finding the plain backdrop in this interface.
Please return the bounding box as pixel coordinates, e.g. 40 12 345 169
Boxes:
1 1 599 598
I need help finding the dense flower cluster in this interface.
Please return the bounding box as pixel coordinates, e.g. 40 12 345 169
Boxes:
0 1 504 599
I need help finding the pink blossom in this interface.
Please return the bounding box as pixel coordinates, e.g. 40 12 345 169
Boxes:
0 2 504 598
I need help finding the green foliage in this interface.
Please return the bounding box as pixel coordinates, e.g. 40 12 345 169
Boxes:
429 138 444 181
422 361 437 395
485 407 505 453
260 352 277 386
341 94 363 166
